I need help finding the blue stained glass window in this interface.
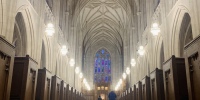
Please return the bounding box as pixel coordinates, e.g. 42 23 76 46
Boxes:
105 76 108 82
98 67 101 73
105 60 107 65
95 67 97 73
102 67 104 72
102 49 105 54
94 49 111 83
98 58 101 63
102 59 104 65
108 60 110 65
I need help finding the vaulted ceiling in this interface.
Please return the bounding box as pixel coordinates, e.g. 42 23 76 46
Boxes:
74 0 135 55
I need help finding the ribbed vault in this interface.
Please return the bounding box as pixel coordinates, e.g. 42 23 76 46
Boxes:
76 0 132 54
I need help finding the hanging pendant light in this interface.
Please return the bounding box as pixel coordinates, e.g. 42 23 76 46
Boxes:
79 72 83 79
45 23 55 37
151 23 160 36
131 59 136 67
122 73 127 79
75 67 80 74
126 67 130 75
61 45 68 55
69 59 75 67
138 46 145 56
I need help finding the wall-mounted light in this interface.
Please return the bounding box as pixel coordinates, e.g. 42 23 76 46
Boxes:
138 46 145 56
151 23 160 36
61 45 68 55
75 67 80 74
69 59 75 67
122 73 127 79
45 23 55 37
79 73 83 79
126 67 130 75
131 59 136 67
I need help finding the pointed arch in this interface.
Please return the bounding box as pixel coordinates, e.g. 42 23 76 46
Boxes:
94 48 111 83
12 12 27 56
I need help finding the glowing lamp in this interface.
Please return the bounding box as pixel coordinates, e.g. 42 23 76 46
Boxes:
151 23 160 36
45 23 55 37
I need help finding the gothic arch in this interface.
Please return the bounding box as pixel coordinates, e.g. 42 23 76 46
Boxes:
15 6 37 59
179 13 193 57
12 12 27 56
171 6 192 57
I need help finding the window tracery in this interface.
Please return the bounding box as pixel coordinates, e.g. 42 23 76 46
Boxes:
94 49 111 83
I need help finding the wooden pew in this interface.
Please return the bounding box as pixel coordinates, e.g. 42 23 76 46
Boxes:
78 91 81 100
184 35 200 100
135 81 142 100
127 89 130 100
77 91 80 100
133 85 136 100
60 81 67 100
0 36 15 100
66 84 70 100
35 68 52 100
10 55 38 100
122 93 124 100
50 75 62 100
163 55 188 100
141 76 151 100
123 91 126 100
121 92 124 100
69 87 73 100
125 90 128 100
72 89 76 100
150 68 165 100
80 93 83 100
130 86 134 100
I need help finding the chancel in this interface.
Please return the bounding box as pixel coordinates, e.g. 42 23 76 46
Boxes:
0 0 199 100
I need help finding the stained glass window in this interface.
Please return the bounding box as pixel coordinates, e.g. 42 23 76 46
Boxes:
94 49 111 83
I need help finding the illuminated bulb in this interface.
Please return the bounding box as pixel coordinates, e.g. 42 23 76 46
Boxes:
75 67 80 74
61 45 68 55
79 73 83 79
69 59 75 67
126 67 130 75
139 46 144 50
138 46 145 56
119 79 122 84
131 59 136 67
83 78 86 84
122 73 127 79
117 82 120 87
151 23 160 36
45 23 55 37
